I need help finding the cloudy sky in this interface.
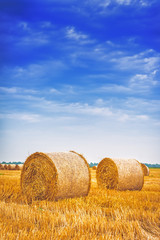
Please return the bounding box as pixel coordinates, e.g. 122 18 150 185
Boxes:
0 0 160 163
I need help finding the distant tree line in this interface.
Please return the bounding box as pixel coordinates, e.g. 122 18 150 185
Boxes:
143 163 160 168
0 161 159 168
89 162 98 167
1 161 24 165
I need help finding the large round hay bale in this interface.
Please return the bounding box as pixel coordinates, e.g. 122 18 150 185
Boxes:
141 163 149 176
96 158 144 191
21 151 90 201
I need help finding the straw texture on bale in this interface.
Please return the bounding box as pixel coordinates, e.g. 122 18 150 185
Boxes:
21 151 90 201
96 158 144 191
141 163 150 176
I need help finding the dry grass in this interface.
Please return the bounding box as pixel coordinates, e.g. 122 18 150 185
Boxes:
0 168 160 240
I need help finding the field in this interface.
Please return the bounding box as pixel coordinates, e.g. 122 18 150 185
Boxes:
0 168 160 240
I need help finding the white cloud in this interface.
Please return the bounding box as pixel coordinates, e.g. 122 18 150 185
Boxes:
0 87 38 94
152 70 158 75
12 60 66 81
87 0 154 10
116 0 132 5
49 88 61 94
66 26 88 40
111 50 160 72
20 32 49 46
106 40 116 47
99 84 131 93
76 104 113 117
99 0 111 8
125 98 160 114
0 83 159 127
0 87 18 94
139 0 154 7
129 73 158 91
10 92 153 124
95 98 105 105
18 22 30 31
18 22 50 46
96 72 158 95
136 115 149 120
118 113 130 122
0 113 41 123
65 26 94 45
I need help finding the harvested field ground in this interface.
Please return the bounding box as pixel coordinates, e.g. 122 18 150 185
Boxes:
0 168 160 240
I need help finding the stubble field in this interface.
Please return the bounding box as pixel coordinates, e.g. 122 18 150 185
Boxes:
0 168 160 240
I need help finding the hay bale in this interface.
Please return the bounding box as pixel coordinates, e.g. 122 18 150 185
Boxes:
0 164 4 170
2 164 8 170
7 164 11 170
92 166 97 170
7 164 17 170
96 158 144 191
15 164 20 170
141 163 149 176
18 164 23 170
21 151 90 201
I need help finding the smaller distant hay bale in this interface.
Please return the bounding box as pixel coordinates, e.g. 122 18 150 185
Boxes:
0 164 4 170
18 164 24 170
2 164 8 170
92 166 97 170
7 164 15 170
9 164 21 170
96 158 144 191
141 163 150 176
15 164 20 170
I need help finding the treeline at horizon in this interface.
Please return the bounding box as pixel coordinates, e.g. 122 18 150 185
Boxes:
0 161 160 168
0 162 24 165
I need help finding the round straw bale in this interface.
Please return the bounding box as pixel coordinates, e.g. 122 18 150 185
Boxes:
92 166 97 170
0 164 4 170
21 151 90 201
18 164 24 170
141 163 149 176
15 164 20 170
7 164 11 170
8 164 16 170
96 158 144 191
2 164 8 170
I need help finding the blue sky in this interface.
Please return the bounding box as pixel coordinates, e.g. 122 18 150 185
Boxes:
0 0 160 163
